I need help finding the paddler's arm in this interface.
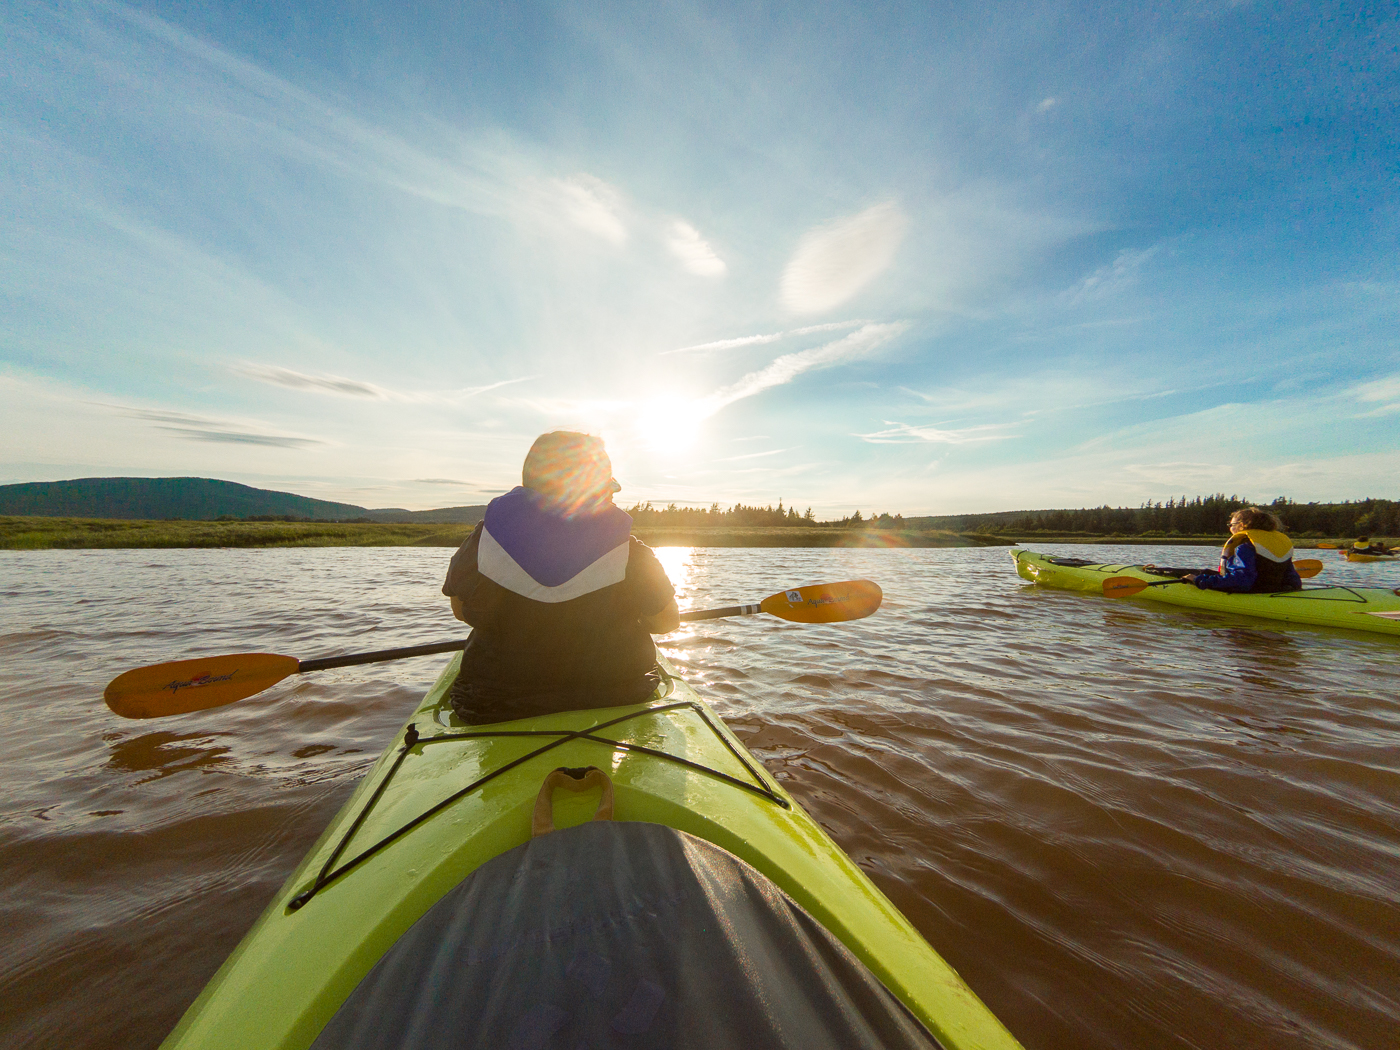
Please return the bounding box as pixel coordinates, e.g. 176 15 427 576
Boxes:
1191 543 1258 591
630 536 679 634
444 523 485 625
642 597 680 635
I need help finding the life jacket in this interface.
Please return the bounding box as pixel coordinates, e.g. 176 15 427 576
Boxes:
478 486 632 602
446 487 671 722
1222 529 1296 592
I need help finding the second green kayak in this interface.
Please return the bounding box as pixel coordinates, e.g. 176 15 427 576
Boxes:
1014 549 1400 637
159 653 1024 1050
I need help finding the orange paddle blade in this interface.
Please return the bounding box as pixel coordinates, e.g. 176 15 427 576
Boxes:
104 653 299 719
1103 576 1156 598
1295 559 1322 577
760 579 882 623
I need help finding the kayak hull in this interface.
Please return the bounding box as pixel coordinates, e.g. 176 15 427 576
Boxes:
1013 550 1400 637
161 654 1022 1050
1343 550 1399 563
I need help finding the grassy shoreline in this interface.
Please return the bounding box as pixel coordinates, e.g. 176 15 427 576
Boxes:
0 516 1368 551
0 516 1018 550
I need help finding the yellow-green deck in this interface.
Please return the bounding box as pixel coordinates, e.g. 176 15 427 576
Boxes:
1013 549 1400 636
161 655 1023 1050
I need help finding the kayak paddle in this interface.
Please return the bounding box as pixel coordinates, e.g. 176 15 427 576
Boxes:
1103 559 1323 599
103 579 883 719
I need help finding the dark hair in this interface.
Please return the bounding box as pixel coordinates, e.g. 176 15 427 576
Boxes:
1229 506 1283 532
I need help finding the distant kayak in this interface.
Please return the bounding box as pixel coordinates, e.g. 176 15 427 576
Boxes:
1013 550 1400 637
1342 550 1399 563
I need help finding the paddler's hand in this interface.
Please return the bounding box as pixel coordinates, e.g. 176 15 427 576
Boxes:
643 598 681 635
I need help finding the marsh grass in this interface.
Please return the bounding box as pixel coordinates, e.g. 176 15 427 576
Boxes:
0 517 1015 550
0 516 472 550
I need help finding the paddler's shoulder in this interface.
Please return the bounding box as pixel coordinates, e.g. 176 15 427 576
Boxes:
1239 528 1294 560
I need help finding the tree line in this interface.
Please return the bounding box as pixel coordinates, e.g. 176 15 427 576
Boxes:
626 501 817 527
932 495 1400 537
626 495 1398 537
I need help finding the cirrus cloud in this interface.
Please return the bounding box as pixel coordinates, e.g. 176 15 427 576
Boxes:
665 220 726 276
696 321 909 418
232 363 533 404
855 421 1019 444
780 202 908 314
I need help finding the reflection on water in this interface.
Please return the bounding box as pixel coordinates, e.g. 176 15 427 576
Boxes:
1 545 1398 1050
104 730 234 779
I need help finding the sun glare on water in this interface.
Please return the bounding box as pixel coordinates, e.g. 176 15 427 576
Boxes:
653 546 695 596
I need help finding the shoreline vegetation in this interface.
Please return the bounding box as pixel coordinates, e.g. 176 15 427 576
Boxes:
0 516 1010 550
0 516 1380 551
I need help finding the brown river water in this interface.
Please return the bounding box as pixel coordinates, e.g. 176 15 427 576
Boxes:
1 545 1398 1049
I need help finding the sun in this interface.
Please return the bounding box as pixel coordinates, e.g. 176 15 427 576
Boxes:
635 397 704 456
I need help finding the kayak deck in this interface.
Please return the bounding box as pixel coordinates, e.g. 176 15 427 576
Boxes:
1013 549 1400 637
162 654 1022 1050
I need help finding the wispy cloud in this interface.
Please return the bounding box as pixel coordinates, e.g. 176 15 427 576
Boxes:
233 364 385 398
719 448 792 461
695 322 909 417
98 405 325 448
665 220 726 277
233 363 533 404
854 420 1019 444
780 202 907 314
1062 246 1160 304
550 175 627 244
1349 373 1400 416
662 320 868 355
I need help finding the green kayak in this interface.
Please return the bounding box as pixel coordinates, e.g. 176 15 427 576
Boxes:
160 654 1023 1050
1014 549 1400 637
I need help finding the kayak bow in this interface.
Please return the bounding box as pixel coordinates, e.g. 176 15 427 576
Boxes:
159 654 1023 1050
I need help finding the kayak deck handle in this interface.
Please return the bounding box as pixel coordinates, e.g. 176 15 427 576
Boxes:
532 766 614 837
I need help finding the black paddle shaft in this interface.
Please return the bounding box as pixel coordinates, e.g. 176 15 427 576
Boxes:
296 601 768 672
298 639 468 673
680 603 761 622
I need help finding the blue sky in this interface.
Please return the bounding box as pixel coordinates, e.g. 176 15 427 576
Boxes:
1 0 1396 514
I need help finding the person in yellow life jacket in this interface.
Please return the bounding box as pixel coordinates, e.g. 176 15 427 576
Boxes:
441 431 680 725
1350 535 1391 555
1184 507 1302 593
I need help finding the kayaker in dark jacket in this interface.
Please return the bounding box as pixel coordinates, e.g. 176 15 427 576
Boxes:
1185 507 1302 593
442 431 680 724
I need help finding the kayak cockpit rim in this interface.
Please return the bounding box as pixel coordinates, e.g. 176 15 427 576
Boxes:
286 693 790 913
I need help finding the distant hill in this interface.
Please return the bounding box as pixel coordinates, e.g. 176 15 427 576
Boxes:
0 477 487 525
